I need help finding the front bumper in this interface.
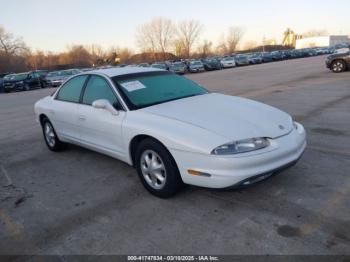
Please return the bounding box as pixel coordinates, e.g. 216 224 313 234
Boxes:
3 83 23 91
51 80 63 87
189 68 205 72
222 63 235 68
170 122 306 189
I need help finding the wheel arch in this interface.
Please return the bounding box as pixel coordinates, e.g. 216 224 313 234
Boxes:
332 59 347 68
39 113 49 126
129 134 175 168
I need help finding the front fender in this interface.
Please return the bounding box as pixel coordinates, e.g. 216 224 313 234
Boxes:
122 111 228 164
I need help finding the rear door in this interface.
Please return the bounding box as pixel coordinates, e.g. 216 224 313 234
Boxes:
50 75 89 141
77 75 126 159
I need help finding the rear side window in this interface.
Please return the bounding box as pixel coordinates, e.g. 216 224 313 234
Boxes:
82 75 118 106
56 75 88 103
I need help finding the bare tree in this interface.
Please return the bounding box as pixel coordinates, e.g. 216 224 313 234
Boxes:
226 27 244 54
197 40 213 58
116 47 134 63
0 26 27 55
136 17 174 58
176 20 203 58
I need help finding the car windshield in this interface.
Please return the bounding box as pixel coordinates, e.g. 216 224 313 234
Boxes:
113 72 208 110
172 62 183 68
191 61 201 65
152 64 166 69
48 70 75 77
47 72 60 77
13 73 28 81
223 57 233 61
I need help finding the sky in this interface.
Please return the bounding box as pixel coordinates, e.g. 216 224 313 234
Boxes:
0 0 349 52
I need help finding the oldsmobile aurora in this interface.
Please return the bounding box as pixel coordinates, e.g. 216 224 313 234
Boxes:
34 67 306 198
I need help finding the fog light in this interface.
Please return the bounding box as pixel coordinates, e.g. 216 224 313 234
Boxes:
188 169 211 177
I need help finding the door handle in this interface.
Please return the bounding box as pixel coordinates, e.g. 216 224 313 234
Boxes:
78 115 86 121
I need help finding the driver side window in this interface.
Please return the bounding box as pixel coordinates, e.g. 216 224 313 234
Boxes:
82 75 118 107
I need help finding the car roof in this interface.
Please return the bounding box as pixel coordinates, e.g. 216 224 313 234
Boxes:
89 66 163 77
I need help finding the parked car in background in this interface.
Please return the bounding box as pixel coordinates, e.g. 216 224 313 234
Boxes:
281 50 292 59
80 68 95 72
247 53 263 64
261 52 273 62
45 69 82 87
138 63 150 67
234 54 249 66
201 58 222 70
34 70 49 87
270 51 283 61
3 71 43 92
220 57 236 68
290 49 302 59
151 63 168 70
0 72 14 93
169 62 187 75
188 60 205 73
325 51 350 73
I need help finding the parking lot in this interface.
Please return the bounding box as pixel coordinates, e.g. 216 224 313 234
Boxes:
0 55 349 255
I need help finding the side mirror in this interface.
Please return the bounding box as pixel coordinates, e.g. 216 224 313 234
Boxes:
92 99 119 115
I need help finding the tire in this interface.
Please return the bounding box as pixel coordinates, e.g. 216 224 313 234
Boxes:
135 138 183 198
41 117 66 152
23 83 30 91
331 60 346 73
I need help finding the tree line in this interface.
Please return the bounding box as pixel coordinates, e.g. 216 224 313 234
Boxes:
0 16 331 73
0 17 246 73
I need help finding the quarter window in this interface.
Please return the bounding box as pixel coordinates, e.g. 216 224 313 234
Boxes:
82 75 118 106
56 75 88 103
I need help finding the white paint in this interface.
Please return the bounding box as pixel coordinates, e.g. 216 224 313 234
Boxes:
34 68 307 189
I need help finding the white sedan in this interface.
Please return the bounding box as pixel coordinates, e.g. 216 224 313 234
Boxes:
34 67 306 198
220 57 236 68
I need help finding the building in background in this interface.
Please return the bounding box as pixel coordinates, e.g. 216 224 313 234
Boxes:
295 35 350 49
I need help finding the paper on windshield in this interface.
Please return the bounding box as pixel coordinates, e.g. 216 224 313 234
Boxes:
120 80 146 92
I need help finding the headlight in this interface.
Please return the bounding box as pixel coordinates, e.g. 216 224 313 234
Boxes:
18 81 24 84
211 137 270 155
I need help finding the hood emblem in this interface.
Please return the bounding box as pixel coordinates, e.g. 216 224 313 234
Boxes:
278 125 285 130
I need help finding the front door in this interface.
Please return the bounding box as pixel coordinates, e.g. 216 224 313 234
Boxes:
51 75 88 141
77 75 126 159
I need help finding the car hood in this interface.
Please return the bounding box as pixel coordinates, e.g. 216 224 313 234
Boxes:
4 80 23 84
328 52 349 59
141 93 293 141
190 64 203 68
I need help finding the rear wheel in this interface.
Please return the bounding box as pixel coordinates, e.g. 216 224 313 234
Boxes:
331 60 346 73
41 117 66 151
135 138 183 198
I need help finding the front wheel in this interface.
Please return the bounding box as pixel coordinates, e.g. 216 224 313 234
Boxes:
135 138 183 198
23 84 30 91
41 118 66 151
331 60 346 73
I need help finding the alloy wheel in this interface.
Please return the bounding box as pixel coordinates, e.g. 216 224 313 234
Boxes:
140 150 167 190
333 61 344 72
44 122 56 147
